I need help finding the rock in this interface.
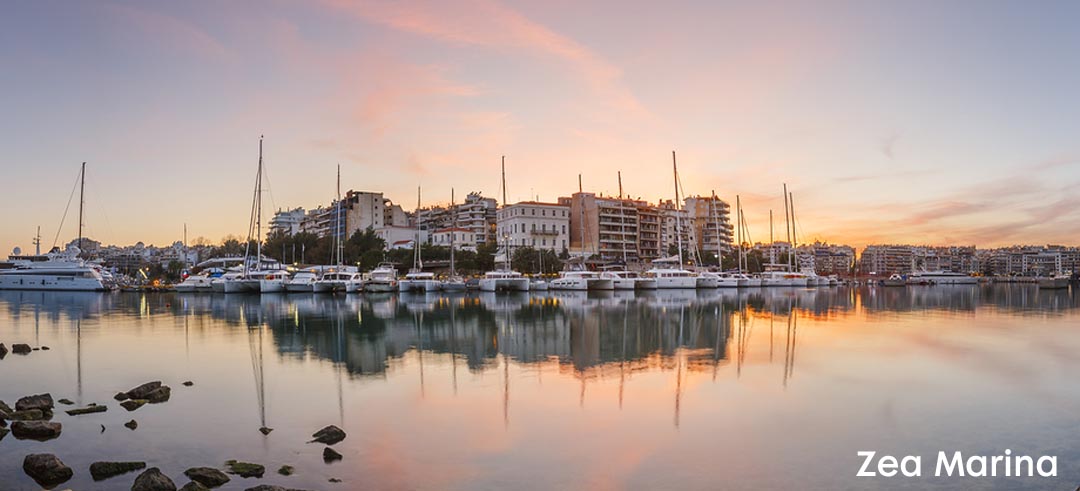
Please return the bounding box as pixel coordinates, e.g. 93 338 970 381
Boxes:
57 398 74 406
0 427 9 441
179 482 211 491
41 346 50 350
329 478 342 483
66 404 108 416
0 343 7 358
183 467 230 488
12 343 31 354
16 393 54 412
23 453 73 488
258 426 273 435
310 425 346 445
0 399 13 416
182 381 194 387
101 424 106 433
243 486 313 491
89 461 146 481
115 392 130 401
145 386 172 404
323 447 343 463
11 421 62 441
132 467 177 491
9 409 47 421
125 381 163 400
121 399 149 411
224 460 265 478
125 420 138 430
32 347 40 351
277 465 294 476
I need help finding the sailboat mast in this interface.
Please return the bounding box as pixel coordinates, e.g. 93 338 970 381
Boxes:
783 184 791 270
789 192 798 271
415 186 422 270
78 162 85 252
736 195 742 273
770 210 775 264
672 151 683 266
256 137 263 268
450 188 456 277
335 164 342 267
619 171 627 264
501 156 509 270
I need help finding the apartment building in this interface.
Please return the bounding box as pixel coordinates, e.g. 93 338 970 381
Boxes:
431 227 480 252
683 195 734 261
561 193 641 261
496 201 570 252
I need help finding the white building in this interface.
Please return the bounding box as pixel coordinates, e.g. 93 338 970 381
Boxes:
376 226 426 250
496 201 570 252
269 207 306 236
432 227 479 252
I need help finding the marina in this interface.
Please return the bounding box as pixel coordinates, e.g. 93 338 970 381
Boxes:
1 284 1079 489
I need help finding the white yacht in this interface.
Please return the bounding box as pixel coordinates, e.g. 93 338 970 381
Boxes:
549 270 614 291
1037 274 1070 290
441 276 467 292
175 272 216 293
285 269 319 292
529 277 550 291
0 246 107 292
733 272 761 287
479 270 530 292
694 272 720 289
364 264 399 293
601 270 645 290
759 270 809 287
399 271 441 293
222 273 260 293
906 271 978 285
259 270 290 293
644 268 698 289
314 269 359 293
702 271 740 288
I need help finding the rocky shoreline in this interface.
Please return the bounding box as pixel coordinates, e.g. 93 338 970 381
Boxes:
1 347 349 491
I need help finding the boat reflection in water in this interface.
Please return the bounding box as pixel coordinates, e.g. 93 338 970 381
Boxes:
1 283 1079 490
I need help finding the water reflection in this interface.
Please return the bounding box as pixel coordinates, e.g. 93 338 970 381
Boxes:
2 285 1080 490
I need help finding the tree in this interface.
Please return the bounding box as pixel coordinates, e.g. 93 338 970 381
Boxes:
511 247 563 274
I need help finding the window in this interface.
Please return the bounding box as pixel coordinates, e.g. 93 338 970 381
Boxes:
532 209 536 216
562 225 567 234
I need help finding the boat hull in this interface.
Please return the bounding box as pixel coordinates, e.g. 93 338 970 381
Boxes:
0 274 106 291
364 281 398 293
654 277 697 289
479 278 530 292
260 280 286 293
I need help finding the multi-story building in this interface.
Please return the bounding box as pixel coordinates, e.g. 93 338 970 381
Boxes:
635 204 662 260
860 244 979 275
496 201 570 252
797 242 855 275
561 193 641 261
431 227 480 252
269 207 306 236
683 195 733 263
860 245 916 275
656 199 692 259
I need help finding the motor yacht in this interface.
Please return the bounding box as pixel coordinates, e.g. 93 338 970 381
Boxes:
479 270 530 292
259 270 290 293
644 268 698 289
364 264 399 293
549 270 614 291
285 269 319 292
399 271 441 293
0 246 107 291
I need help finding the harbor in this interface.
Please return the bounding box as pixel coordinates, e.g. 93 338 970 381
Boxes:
2 284 1080 490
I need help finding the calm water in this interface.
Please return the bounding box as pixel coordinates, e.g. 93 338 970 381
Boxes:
1 285 1079 490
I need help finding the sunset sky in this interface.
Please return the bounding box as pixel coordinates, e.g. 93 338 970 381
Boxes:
3 0 1079 255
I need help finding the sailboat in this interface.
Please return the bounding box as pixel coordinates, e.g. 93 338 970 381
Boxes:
759 184 807 287
441 188 467 292
0 163 108 291
479 156 530 292
400 186 441 293
220 137 272 293
550 175 613 291
645 152 699 289
314 165 359 293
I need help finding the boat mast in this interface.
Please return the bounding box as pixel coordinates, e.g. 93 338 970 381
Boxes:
711 190 722 270
335 164 343 267
790 191 798 271
769 210 775 264
450 188 456 277
672 151 683 266
34 226 41 255
256 137 264 270
736 195 742 273
501 156 509 270
78 162 85 252
414 185 422 270
783 184 791 271
619 171 627 265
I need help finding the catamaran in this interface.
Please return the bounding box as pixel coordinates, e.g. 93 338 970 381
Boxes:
906 271 978 285
549 270 614 291
285 269 320 292
479 156 530 292
399 186 441 293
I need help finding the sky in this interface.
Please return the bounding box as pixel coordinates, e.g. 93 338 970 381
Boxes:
2 0 1080 254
